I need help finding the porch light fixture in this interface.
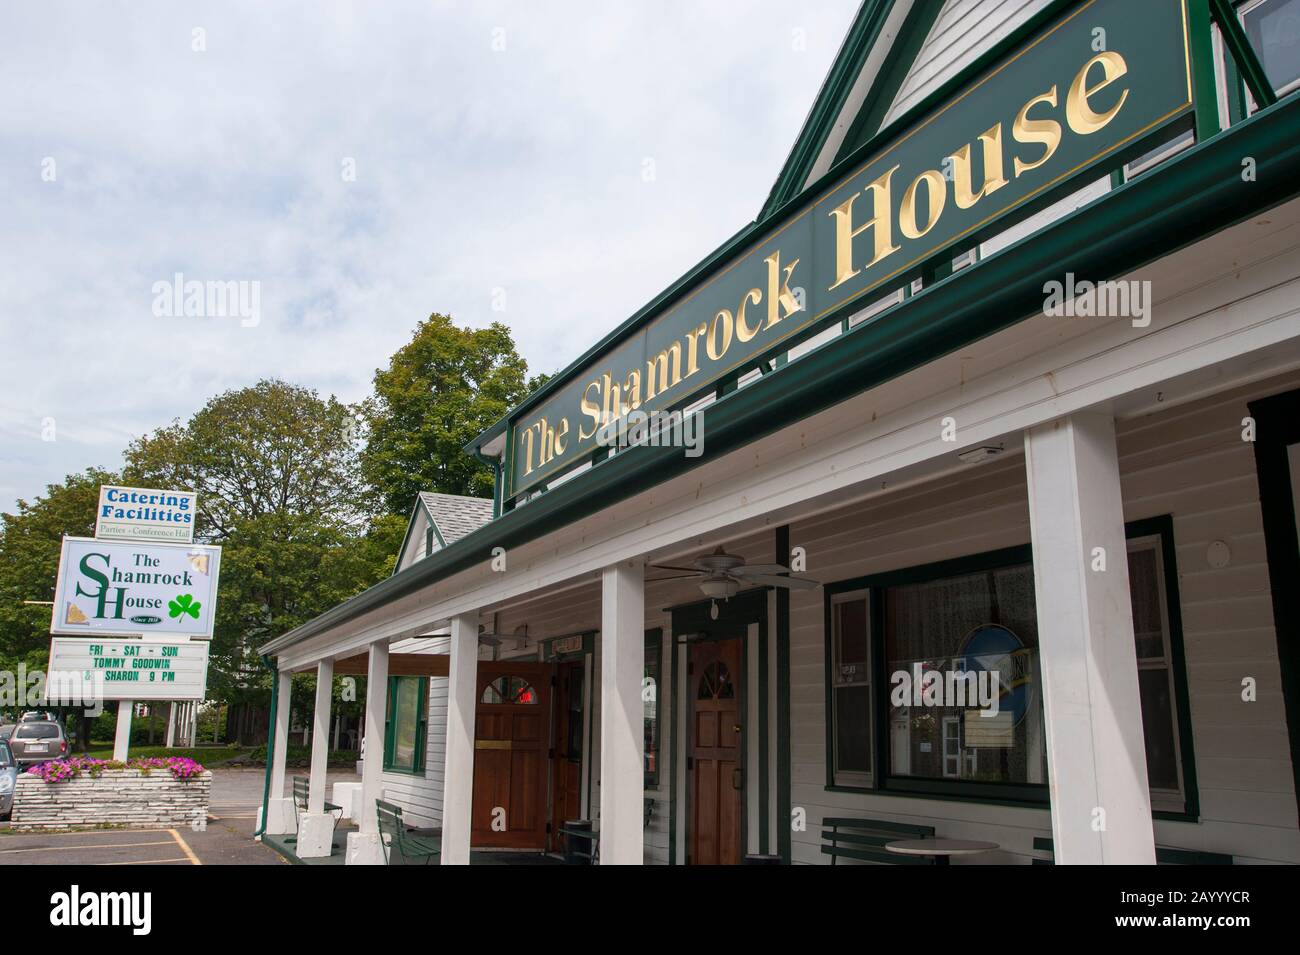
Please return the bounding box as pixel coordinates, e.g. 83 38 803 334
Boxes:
698 574 741 600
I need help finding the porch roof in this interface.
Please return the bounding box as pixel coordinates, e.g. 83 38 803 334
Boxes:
260 95 1300 662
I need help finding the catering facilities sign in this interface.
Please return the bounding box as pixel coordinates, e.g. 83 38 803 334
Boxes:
46 636 210 702
50 537 222 639
506 0 1193 497
95 484 197 543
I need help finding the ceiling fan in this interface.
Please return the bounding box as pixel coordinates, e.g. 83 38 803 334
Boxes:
478 623 528 649
650 547 818 617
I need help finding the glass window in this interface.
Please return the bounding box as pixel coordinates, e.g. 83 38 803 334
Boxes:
0 742 12 767
384 676 428 773
480 676 538 704
1128 536 1186 809
14 724 59 740
1242 0 1300 97
828 527 1191 812
831 592 872 786
645 649 659 784
883 562 1043 786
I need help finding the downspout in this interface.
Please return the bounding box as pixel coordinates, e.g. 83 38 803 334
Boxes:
253 653 279 840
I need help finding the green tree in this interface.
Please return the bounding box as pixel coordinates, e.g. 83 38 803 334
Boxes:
0 467 118 670
125 381 393 728
362 313 533 511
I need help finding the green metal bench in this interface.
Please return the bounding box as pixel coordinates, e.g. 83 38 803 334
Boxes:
1032 836 1233 864
291 776 343 836
376 799 440 865
821 816 938 865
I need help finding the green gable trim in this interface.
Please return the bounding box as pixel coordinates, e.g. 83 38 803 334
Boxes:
832 0 945 165
392 496 445 576
758 0 899 219
263 94 1300 658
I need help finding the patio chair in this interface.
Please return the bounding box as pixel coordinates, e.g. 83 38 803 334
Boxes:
291 776 344 836
821 816 938 865
376 799 440 865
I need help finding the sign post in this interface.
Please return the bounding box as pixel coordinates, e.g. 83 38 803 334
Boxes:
113 701 133 761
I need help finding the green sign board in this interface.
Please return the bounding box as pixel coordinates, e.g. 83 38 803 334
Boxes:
509 0 1192 497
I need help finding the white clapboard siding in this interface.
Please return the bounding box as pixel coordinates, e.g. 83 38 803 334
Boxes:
881 0 1052 128
380 636 448 828
788 372 1300 864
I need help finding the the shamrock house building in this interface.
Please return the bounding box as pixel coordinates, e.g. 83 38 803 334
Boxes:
256 0 1300 864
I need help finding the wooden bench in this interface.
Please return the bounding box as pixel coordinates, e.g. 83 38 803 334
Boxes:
821 817 938 865
1032 837 1233 865
292 776 343 835
376 799 440 865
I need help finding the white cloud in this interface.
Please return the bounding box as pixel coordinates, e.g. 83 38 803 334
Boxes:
0 0 858 511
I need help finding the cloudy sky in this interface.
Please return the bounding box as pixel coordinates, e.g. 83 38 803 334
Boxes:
0 0 859 513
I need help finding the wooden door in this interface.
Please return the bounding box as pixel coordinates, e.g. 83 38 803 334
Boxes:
689 637 743 865
550 661 585 851
472 662 551 849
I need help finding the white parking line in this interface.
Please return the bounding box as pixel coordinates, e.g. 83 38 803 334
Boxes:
0 840 173 854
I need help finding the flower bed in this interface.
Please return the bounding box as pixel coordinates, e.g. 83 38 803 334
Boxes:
25 755 206 783
11 762 211 831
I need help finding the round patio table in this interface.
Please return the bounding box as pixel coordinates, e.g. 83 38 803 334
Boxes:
884 838 999 865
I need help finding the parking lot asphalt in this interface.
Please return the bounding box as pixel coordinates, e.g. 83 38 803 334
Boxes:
0 767 362 865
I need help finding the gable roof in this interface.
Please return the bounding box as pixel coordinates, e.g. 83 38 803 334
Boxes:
394 491 494 574
419 492 494 545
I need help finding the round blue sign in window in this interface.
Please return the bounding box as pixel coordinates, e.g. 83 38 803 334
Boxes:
958 624 1036 726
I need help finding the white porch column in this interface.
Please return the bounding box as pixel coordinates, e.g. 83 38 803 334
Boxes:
441 612 479 865
297 658 335 858
599 559 644 865
113 700 133 761
1024 412 1155 864
346 640 390 865
262 668 296 836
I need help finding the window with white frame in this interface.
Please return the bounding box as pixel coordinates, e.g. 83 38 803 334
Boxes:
1241 0 1300 99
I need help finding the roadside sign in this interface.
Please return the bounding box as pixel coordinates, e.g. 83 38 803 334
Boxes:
95 485 197 544
51 537 221 639
46 636 210 702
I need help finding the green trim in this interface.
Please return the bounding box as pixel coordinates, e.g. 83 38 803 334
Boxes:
253 655 279 839
832 0 946 164
1188 0 1223 140
822 518 1199 815
759 0 900 218
262 96 1300 659
759 597 770 855
1211 0 1278 108
1128 514 1201 823
1247 389 1300 826
382 676 428 775
668 629 679 865
775 525 792 864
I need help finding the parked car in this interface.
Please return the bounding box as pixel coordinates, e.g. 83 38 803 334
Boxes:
0 741 16 820
0 725 14 742
19 711 55 722
9 721 67 768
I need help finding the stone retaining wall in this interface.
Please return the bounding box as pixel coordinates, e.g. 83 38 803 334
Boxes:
11 769 211 830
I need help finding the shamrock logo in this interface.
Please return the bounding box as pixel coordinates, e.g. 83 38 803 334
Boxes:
168 593 202 620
